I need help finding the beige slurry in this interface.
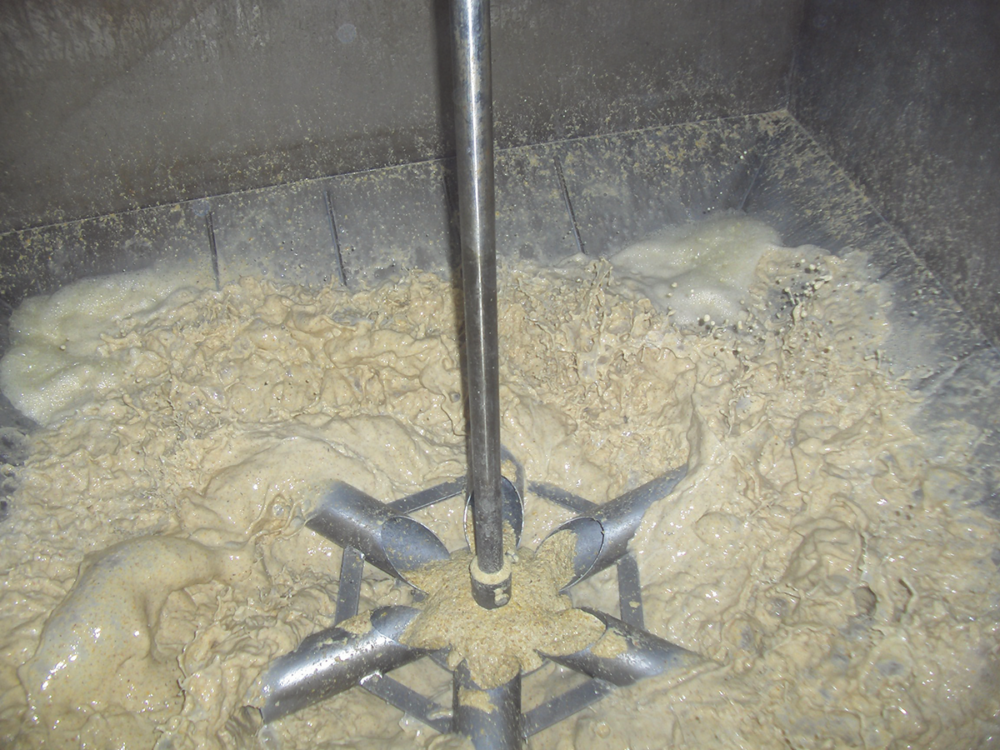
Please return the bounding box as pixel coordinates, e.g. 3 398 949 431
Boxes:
402 530 602 691
0 217 997 749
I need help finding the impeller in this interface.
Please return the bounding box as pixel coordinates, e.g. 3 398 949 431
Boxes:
260 463 707 748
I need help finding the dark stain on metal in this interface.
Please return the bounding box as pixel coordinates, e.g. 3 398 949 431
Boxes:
323 190 349 288
554 153 585 256
205 210 220 291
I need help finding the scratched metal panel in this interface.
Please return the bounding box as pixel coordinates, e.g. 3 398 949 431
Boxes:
209 181 341 288
556 116 776 257
323 161 458 289
494 144 580 264
0 0 799 234
792 0 1000 351
0 201 214 304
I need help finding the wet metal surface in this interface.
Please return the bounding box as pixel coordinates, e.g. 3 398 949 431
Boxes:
324 160 459 287
557 115 776 256
793 0 1000 349
0 0 799 234
209 181 340 289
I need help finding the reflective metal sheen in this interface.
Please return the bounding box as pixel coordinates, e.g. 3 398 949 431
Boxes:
452 0 509 609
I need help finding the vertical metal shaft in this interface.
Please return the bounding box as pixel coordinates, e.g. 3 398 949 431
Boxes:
452 0 510 609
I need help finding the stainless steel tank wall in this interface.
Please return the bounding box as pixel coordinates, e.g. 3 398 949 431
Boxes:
2 0 997 350
0 0 800 234
792 0 1000 347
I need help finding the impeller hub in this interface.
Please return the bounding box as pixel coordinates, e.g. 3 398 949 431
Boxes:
470 553 514 609
403 540 604 690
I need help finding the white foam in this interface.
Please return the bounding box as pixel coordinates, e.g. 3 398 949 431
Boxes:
0 266 208 426
609 215 781 326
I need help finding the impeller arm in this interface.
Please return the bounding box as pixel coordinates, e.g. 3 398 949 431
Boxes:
538 465 688 590
261 606 429 723
542 607 708 686
307 481 449 588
